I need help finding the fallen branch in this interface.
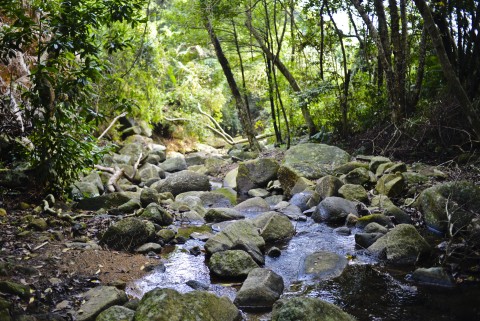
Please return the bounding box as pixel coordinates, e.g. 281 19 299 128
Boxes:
234 133 274 144
97 112 127 140
94 152 143 192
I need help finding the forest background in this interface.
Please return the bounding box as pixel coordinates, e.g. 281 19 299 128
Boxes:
1 0 479 194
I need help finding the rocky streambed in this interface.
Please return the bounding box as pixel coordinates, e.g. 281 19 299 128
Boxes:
2 134 480 320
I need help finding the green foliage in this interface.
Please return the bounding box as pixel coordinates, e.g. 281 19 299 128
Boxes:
0 0 147 193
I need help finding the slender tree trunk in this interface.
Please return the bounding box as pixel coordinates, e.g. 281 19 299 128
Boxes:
409 26 427 109
413 0 480 140
327 5 350 136
232 20 252 123
265 55 282 144
203 17 261 151
245 9 317 135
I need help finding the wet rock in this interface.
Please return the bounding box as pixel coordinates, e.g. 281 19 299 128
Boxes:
338 184 368 202
140 188 158 207
315 175 344 200
411 267 454 287
234 268 284 310
96 305 134 321
355 233 384 248
236 158 279 196
376 173 405 197
303 251 348 280
234 197 270 215
158 157 187 173
76 192 138 211
289 191 313 212
101 218 155 251
276 203 304 221
312 197 358 224
278 143 351 196
368 224 430 265
334 226 351 235
73 286 127 321
204 220 265 256
369 156 391 173
0 281 31 299
134 288 241 321
140 203 173 226
364 222 389 234
71 182 100 201
205 208 245 223
415 181 480 234
267 247 281 257
343 167 371 185
251 211 295 244
152 170 210 196
186 280 209 291
134 242 162 254
208 250 259 279
271 297 356 321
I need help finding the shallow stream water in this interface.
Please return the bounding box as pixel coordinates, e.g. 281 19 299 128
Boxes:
126 217 480 321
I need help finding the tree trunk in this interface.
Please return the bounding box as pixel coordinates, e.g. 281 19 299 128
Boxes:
413 0 480 140
203 16 261 151
245 9 317 136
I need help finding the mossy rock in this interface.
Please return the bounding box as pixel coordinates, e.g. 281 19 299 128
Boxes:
96 305 134 321
279 143 350 196
0 281 31 300
272 297 356 321
368 224 430 265
356 214 393 228
101 218 155 251
315 175 344 199
333 161 369 175
375 173 405 197
236 158 279 196
208 250 259 279
415 181 480 234
338 184 368 202
134 288 241 321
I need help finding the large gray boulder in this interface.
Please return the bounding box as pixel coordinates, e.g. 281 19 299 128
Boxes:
73 286 127 321
133 288 241 321
368 224 430 265
208 250 259 279
100 218 155 251
234 268 284 310
312 197 358 224
271 297 356 321
250 211 295 244
236 158 279 196
140 203 173 226
278 143 351 195
158 157 187 172
415 181 480 234
302 251 348 280
152 170 210 196
204 220 265 256
96 305 134 321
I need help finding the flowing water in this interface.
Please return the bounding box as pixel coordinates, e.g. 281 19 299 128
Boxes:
126 217 480 321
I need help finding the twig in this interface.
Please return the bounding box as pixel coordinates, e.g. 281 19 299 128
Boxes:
33 242 48 251
97 112 127 140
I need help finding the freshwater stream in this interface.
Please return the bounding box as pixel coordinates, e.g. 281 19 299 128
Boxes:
126 212 480 321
